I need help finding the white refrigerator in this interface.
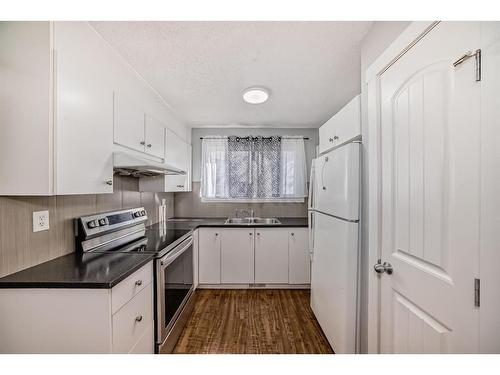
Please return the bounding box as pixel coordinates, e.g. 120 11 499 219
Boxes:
308 141 360 354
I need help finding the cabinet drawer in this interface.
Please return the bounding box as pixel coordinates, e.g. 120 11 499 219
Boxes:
129 325 154 354
111 262 153 314
112 285 153 353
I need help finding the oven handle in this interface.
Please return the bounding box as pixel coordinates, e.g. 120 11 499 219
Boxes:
159 237 193 267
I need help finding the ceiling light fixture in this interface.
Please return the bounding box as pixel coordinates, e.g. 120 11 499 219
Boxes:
243 87 270 104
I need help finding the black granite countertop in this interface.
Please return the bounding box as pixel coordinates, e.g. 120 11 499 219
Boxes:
0 252 154 289
0 217 307 289
165 217 308 229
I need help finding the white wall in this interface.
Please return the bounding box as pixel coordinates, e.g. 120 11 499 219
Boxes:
358 21 411 353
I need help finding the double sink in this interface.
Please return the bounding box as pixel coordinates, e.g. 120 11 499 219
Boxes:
224 217 282 225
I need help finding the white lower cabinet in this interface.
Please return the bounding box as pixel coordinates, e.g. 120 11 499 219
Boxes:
255 228 289 284
288 228 310 284
0 262 154 354
198 228 221 284
221 228 255 283
197 227 310 287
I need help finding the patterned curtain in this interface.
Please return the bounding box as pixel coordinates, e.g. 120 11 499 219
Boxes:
227 136 281 199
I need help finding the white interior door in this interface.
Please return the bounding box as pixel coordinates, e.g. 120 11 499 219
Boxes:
379 22 481 353
314 143 360 220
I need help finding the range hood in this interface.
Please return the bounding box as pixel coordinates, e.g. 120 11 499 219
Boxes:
113 151 185 177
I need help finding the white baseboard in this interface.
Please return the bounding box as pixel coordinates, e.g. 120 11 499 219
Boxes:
196 284 310 290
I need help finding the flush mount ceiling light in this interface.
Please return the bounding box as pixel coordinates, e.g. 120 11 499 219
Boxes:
242 87 270 104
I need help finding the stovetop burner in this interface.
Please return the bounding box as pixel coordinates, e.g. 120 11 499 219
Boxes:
75 208 191 256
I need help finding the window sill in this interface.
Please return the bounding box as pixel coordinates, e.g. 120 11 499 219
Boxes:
200 198 305 203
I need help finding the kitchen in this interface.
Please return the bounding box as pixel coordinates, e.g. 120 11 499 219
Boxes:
1 2 499 372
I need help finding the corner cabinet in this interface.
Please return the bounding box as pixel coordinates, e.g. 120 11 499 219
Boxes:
0 21 115 195
197 227 310 287
0 262 154 354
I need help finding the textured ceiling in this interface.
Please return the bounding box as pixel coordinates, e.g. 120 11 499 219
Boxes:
91 21 372 128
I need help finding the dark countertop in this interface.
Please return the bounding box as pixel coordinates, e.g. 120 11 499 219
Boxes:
0 217 307 289
166 217 309 230
0 252 154 289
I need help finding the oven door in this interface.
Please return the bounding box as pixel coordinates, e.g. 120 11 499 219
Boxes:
156 236 194 345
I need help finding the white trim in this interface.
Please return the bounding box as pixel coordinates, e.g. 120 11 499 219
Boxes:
197 284 310 289
200 197 305 203
364 21 440 354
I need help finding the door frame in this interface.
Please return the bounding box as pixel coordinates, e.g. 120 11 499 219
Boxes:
364 21 440 353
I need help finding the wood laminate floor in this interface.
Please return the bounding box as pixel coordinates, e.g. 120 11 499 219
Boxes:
172 289 334 354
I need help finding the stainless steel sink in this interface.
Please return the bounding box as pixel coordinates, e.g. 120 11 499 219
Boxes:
253 218 281 224
224 217 281 225
224 218 253 224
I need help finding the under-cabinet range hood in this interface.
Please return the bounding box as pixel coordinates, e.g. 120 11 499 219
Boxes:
113 151 185 177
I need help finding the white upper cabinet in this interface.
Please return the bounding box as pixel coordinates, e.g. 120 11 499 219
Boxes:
165 128 188 170
144 114 166 159
0 21 115 195
0 22 53 195
114 92 146 154
319 94 361 155
54 22 114 194
0 21 188 195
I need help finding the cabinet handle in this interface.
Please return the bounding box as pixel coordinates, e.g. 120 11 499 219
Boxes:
256 232 260 236
333 135 339 140
215 233 219 236
329 138 334 142
104 180 113 186
177 185 184 188
147 144 152 148
291 232 295 236
135 280 142 286
249 232 252 236
135 315 143 322
140 141 146 145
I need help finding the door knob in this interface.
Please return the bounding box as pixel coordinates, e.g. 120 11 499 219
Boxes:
374 259 393 275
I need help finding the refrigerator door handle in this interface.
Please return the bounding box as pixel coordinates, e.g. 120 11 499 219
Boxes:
308 160 315 210
308 210 315 261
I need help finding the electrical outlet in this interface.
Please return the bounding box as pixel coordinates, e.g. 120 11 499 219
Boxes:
33 210 49 232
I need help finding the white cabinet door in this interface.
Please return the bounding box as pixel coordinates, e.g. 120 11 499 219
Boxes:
288 228 310 284
54 22 114 194
114 91 145 153
144 114 165 159
319 95 361 154
255 228 289 284
221 228 255 284
0 22 52 195
165 128 188 171
198 228 221 284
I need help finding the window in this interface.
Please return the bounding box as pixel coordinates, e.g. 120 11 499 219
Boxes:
200 136 307 202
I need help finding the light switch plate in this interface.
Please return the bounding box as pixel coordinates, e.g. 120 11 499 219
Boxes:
33 210 49 232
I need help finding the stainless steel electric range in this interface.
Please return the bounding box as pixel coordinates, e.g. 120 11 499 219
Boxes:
75 207 195 353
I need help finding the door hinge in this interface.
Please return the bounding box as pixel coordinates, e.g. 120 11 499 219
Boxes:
474 278 480 307
453 49 481 82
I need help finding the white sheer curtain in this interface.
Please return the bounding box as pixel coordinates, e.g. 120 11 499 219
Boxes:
200 135 308 201
280 137 308 198
200 137 228 199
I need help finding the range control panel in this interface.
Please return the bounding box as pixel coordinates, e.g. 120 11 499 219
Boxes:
77 207 148 239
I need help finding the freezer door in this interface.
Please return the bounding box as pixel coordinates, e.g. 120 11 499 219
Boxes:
314 142 360 221
310 212 359 353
